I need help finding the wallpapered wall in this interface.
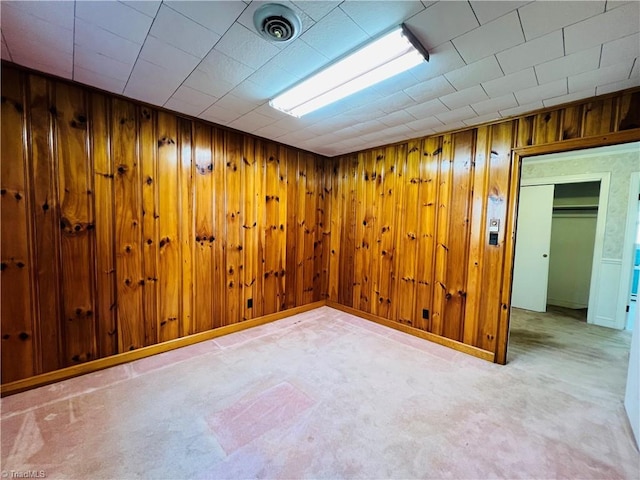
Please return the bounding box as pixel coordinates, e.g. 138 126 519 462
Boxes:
521 144 640 259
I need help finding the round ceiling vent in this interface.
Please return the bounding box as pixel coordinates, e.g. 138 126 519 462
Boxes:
253 3 302 43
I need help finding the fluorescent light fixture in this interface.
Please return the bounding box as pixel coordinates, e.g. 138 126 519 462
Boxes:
269 24 429 117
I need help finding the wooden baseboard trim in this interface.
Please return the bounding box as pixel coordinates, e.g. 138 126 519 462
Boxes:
1 301 325 397
326 301 495 362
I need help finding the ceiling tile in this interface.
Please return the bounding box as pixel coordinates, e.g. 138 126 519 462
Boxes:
215 23 280 69
404 75 455 103
405 115 443 132
11 54 72 79
410 41 465 82
632 58 639 78
568 60 635 92
596 77 640 95
499 100 543 117
514 79 567 105
482 68 537 97
74 18 141 65
373 69 421 97
543 89 596 108
270 41 328 79
453 11 525 64
74 47 133 81
163 97 208 117
471 93 518 115
300 7 368 59
228 80 273 103
496 30 564 75
565 2 640 54
1 37 11 61
600 33 640 67
432 121 466 133
150 5 221 59
405 1 479 49
339 1 425 36
444 56 503 90
253 122 290 139
2 6 73 54
73 66 126 94
75 1 153 44
292 1 341 22
440 85 488 110
377 91 416 114
436 105 477 124
120 1 161 18
378 110 417 127
3 0 74 29
171 85 218 109
469 1 531 25
229 110 275 132
535 45 601 85
165 1 246 35
405 98 449 119
606 0 635 10
125 59 182 104
214 94 261 116
199 104 242 124
463 112 502 127
248 61 300 95
140 36 203 77
518 1 605 41
185 50 255 98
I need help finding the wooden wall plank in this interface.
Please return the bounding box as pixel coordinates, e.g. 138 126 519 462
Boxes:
55 83 97 365
617 91 640 130
328 157 342 302
225 130 243 324
193 123 214 333
91 93 118 356
1 68 36 382
303 153 317 305
213 128 227 326
285 147 299 308
112 99 145 353
242 136 258 319
27 75 62 371
277 146 288 308
178 118 193 336
533 110 561 144
139 105 158 346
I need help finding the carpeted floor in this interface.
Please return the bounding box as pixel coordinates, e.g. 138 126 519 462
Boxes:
1 306 638 479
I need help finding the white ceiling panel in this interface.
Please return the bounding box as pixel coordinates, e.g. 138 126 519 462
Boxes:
543 89 596 108
469 1 532 25
404 75 455 103
514 79 567 105
150 5 221 58
121 1 162 18
74 47 133 81
440 85 488 110
410 41 466 82
74 18 142 65
75 1 153 44
453 11 525 64
518 1 605 40
299 7 368 59
436 105 477 124
1 0 638 157
601 34 640 67
470 93 518 116
564 2 640 54
444 56 503 91
405 1 478 49
74 66 126 94
140 36 202 75
405 99 449 119
215 23 280 69
482 68 537 97
338 1 425 36
4 0 74 29
165 1 246 35
568 60 636 93
292 1 341 22
535 46 601 85
496 30 564 75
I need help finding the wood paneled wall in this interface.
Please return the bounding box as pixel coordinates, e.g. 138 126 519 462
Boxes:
1 66 330 383
328 88 640 363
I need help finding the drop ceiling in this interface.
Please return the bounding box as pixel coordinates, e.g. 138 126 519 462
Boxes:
1 1 638 157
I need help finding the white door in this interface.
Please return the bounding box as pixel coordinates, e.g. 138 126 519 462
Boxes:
512 184 555 311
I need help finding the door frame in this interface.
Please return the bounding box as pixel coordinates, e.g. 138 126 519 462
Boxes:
519 172 610 325
620 171 640 328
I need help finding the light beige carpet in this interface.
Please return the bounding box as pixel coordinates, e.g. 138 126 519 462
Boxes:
1 306 638 479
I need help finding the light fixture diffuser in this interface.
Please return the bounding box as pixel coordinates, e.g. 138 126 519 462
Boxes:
269 24 429 117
